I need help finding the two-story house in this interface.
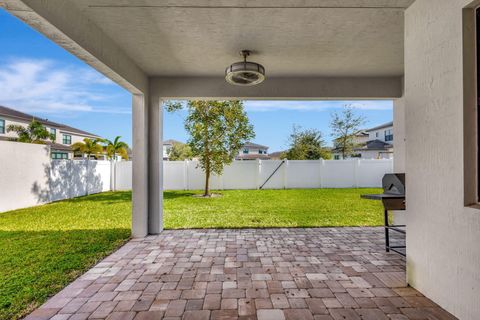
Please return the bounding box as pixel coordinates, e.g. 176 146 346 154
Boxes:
163 139 183 160
332 122 394 160
235 142 270 160
0 106 101 159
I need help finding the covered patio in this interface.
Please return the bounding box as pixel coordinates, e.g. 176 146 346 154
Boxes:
2 0 480 319
27 228 455 320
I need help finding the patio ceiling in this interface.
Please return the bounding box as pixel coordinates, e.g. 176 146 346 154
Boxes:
68 0 412 78
1 0 414 98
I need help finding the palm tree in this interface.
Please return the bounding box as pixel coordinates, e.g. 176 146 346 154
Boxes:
104 136 129 160
71 138 104 159
7 119 55 144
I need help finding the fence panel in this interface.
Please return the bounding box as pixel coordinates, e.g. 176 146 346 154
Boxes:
287 160 322 188
223 161 259 189
259 160 286 189
321 160 357 188
114 160 132 191
164 161 186 190
356 159 394 187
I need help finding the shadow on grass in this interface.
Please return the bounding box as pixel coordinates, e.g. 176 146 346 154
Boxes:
0 228 130 320
163 191 197 200
58 190 200 204
65 191 132 204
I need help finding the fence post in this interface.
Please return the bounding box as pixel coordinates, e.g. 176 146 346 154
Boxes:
184 160 189 190
111 160 115 191
256 159 262 189
283 160 289 189
319 159 324 188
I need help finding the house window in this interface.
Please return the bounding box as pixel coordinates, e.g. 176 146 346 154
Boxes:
375 132 379 138
334 155 340 160
50 128 56 140
51 152 68 159
62 134 72 144
384 129 393 142
243 148 249 154
0 119 4 134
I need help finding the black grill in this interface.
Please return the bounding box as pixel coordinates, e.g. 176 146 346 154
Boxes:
362 173 406 256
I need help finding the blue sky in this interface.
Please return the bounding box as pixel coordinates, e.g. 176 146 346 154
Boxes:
0 9 392 151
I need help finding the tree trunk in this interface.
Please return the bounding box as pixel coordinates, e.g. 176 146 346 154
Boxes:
204 164 210 197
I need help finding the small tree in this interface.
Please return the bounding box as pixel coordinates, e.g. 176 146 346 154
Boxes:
285 125 331 160
168 142 193 161
330 106 365 159
166 100 255 196
104 136 129 160
72 138 104 159
7 119 54 144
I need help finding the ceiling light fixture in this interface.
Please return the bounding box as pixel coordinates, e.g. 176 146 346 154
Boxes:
225 50 265 86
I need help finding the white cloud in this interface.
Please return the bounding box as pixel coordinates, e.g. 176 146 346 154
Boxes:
0 58 130 115
244 100 393 112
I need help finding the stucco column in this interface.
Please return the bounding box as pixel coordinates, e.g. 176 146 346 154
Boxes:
148 95 164 234
132 94 149 237
393 95 406 173
392 95 406 226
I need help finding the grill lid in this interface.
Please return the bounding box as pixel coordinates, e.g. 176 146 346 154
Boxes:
382 173 405 195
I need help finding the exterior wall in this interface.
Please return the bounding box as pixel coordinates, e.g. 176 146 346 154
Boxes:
0 115 98 148
393 97 406 172
238 147 268 156
0 116 33 139
405 1 480 319
367 125 394 143
0 141 51 211
0 140 111 212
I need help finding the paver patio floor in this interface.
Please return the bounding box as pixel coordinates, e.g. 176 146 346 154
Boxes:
26 228 456 320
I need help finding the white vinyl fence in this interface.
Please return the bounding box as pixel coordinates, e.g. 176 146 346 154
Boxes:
0 141 393 212
114 159 393 191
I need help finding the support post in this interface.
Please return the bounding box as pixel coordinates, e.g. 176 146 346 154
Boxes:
132 94 149 237
148 96 163 234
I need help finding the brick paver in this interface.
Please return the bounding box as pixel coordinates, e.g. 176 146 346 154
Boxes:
25 228 457 320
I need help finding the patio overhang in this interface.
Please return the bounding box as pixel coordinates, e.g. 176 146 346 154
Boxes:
3 0 480 319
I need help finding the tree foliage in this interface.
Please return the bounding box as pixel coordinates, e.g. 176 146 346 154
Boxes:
7 119 55 144
166 100 255 196
72 138 104 159
285 125 331 160
168 142 193 161
104 136 129 160
330 106 365 159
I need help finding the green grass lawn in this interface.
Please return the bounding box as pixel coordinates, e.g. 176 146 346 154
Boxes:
0 188 381 320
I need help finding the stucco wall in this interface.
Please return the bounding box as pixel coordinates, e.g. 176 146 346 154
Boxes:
0 141 51 211
405 1 480 319
0 140 112 212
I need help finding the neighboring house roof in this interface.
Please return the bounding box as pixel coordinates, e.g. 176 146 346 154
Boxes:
355 130 369 137
354 139 393 151
163 139 183 145
243 141 269 149
236 154 271 160
366 121 393 132
0 105 100 137
49 142 73 152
